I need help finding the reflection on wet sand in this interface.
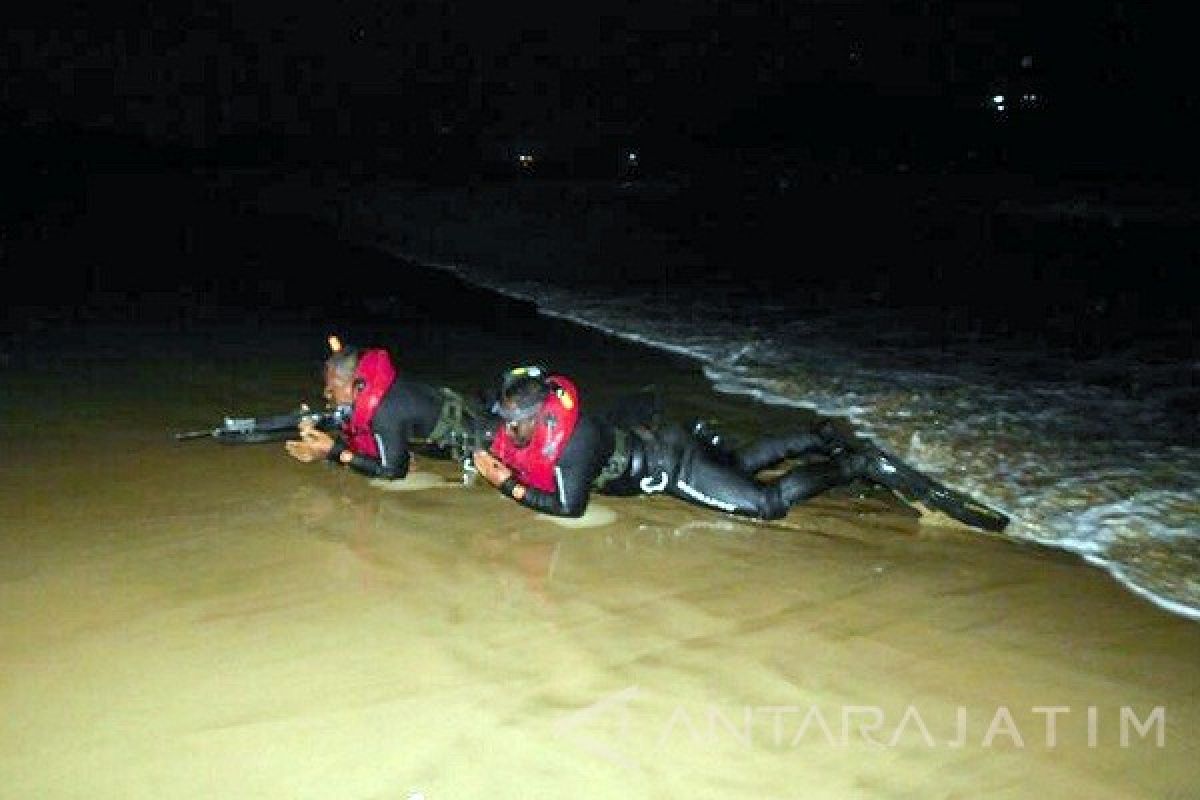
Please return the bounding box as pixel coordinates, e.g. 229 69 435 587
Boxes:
2 336 1199 800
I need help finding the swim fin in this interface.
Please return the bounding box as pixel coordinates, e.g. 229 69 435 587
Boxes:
833 433 1010 533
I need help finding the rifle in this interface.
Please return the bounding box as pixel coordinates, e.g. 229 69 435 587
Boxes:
173 405 349 445
444 425 497 484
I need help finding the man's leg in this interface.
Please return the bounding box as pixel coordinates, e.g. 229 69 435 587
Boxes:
664 445 788 518
733 431 831 475
773 461 851 509
662 442 848 520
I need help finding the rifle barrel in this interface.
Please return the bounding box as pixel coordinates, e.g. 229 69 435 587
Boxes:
173 403 339 444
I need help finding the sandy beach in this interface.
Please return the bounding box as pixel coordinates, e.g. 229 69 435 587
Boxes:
2 272 1198 799
5 0 1199 789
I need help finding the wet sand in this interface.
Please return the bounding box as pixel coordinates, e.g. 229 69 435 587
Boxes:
2 305 1198 800
2 186 1198 797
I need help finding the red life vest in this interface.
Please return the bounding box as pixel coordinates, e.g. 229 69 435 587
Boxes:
342 348 397 459
489 375 581 493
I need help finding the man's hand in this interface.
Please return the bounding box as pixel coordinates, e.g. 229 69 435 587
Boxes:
472 449 513 488
285 427 336 463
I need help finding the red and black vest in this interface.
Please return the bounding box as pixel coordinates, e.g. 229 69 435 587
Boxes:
342 348 397 459
489 375 581 493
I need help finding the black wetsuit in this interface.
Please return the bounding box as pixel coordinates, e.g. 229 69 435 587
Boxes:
502 414 617 517
506 414 851 520
327 379 482 480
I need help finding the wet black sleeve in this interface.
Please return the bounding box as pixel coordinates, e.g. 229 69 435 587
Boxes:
346 438 410 479
332 393 416 480
328 425 411 479
506 417 613 518
352 409 411 479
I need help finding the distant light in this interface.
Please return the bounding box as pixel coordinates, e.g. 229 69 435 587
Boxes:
627 152 638 162
996 105 1006 112
992 94 1005 105
1021 55 1034 69
517 153 534 166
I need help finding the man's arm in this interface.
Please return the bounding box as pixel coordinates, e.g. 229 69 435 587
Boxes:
333 422 411 480
502 459 591 517
288 414 410 478
478 417 611 518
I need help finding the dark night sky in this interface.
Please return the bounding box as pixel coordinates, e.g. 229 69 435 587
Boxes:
2 3 1197 326
3 1 1197 175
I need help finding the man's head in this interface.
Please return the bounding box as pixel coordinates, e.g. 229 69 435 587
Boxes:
496 368 549 448
323 348 361 407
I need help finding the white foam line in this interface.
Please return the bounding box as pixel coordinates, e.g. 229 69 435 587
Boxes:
702 363 1200 623
356 228 1200 625
369 236 722 363
537 307 716 362
1084 554 1200 621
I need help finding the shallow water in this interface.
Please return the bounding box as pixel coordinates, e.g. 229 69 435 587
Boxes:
3 334 1199 798
274 174 1199 622
3 172 1198 797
